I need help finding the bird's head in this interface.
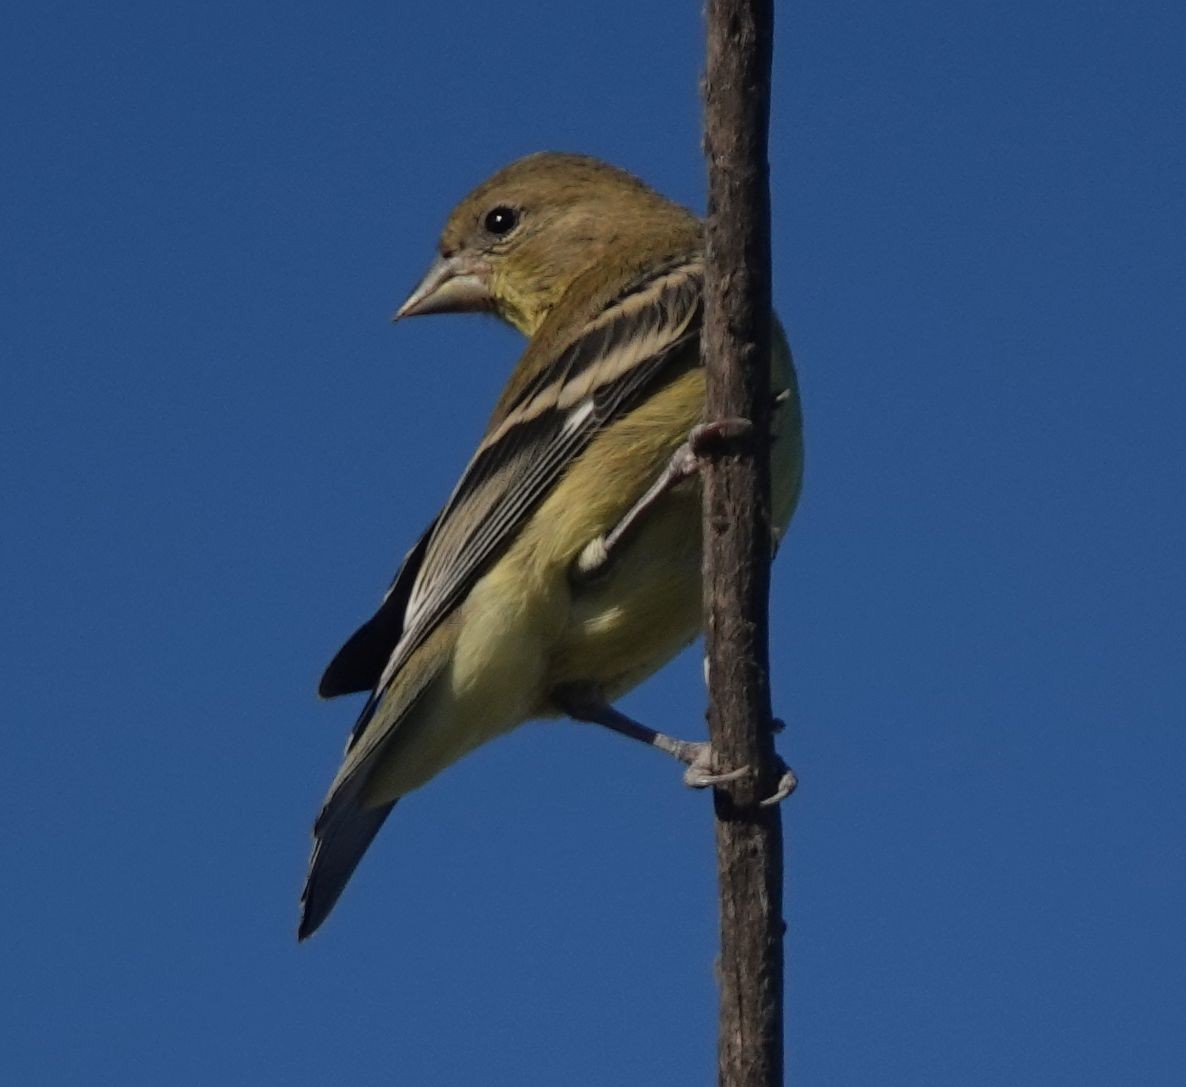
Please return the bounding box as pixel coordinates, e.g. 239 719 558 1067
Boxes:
395 152 696 336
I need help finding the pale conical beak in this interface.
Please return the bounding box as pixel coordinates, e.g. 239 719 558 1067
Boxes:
393 254 493 321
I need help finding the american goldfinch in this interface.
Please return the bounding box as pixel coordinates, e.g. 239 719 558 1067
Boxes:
300 152 803 939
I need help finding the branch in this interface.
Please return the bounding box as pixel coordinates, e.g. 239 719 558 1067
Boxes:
702 1 784 1085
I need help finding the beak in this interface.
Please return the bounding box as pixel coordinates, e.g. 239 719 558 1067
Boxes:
393 253 493 321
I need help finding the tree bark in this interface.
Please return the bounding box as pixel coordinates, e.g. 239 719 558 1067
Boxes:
701 2 784 1085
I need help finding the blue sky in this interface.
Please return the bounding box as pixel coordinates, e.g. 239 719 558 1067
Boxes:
2 2 1183 1083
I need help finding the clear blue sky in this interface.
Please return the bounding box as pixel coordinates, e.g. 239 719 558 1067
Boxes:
3 2 1183 1084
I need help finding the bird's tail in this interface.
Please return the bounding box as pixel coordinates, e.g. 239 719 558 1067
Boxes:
298 798 396 940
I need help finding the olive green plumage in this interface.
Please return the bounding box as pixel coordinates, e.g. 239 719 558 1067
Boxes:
300 153 802 939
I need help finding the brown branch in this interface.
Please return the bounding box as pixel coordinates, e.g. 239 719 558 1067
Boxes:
701 1 784 1086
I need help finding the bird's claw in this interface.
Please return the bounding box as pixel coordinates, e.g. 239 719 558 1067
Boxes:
679 742 749 788
759 762 798 807
688 417 754 456
681 742 798 806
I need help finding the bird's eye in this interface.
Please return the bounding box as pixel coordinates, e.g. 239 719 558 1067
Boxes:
483 206 520 236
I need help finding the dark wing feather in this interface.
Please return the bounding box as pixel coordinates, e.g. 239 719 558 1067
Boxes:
319 518 438 698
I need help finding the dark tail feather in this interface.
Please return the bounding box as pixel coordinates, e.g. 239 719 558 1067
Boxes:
298 799 397 940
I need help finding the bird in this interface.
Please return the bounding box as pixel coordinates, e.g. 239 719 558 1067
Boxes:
299 152 803 939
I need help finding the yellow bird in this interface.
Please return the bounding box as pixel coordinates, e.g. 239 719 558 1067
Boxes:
300 153 803 939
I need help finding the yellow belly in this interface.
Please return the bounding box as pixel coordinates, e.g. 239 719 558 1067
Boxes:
363 332 802 803
530 329 803 708
550 483 704 701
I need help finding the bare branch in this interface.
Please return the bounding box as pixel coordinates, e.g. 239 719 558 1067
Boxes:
702 1 785 1084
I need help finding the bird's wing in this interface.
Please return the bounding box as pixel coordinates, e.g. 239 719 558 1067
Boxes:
343 256 703 766
318 517 438 698
301 256 703 939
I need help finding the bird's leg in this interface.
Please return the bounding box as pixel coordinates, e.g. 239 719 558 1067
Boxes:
573 417 754 581
551 684 748 789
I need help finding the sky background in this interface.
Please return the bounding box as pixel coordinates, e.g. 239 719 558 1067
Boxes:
3 2 1184 1084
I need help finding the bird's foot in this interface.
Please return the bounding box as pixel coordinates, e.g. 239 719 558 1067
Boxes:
681 743 797 806
553 684 797 805
680 742 750 788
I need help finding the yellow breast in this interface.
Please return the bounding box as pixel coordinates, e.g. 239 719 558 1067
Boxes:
523 326 804 708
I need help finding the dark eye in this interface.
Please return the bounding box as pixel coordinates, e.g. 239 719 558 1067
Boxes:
483 205 520 236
